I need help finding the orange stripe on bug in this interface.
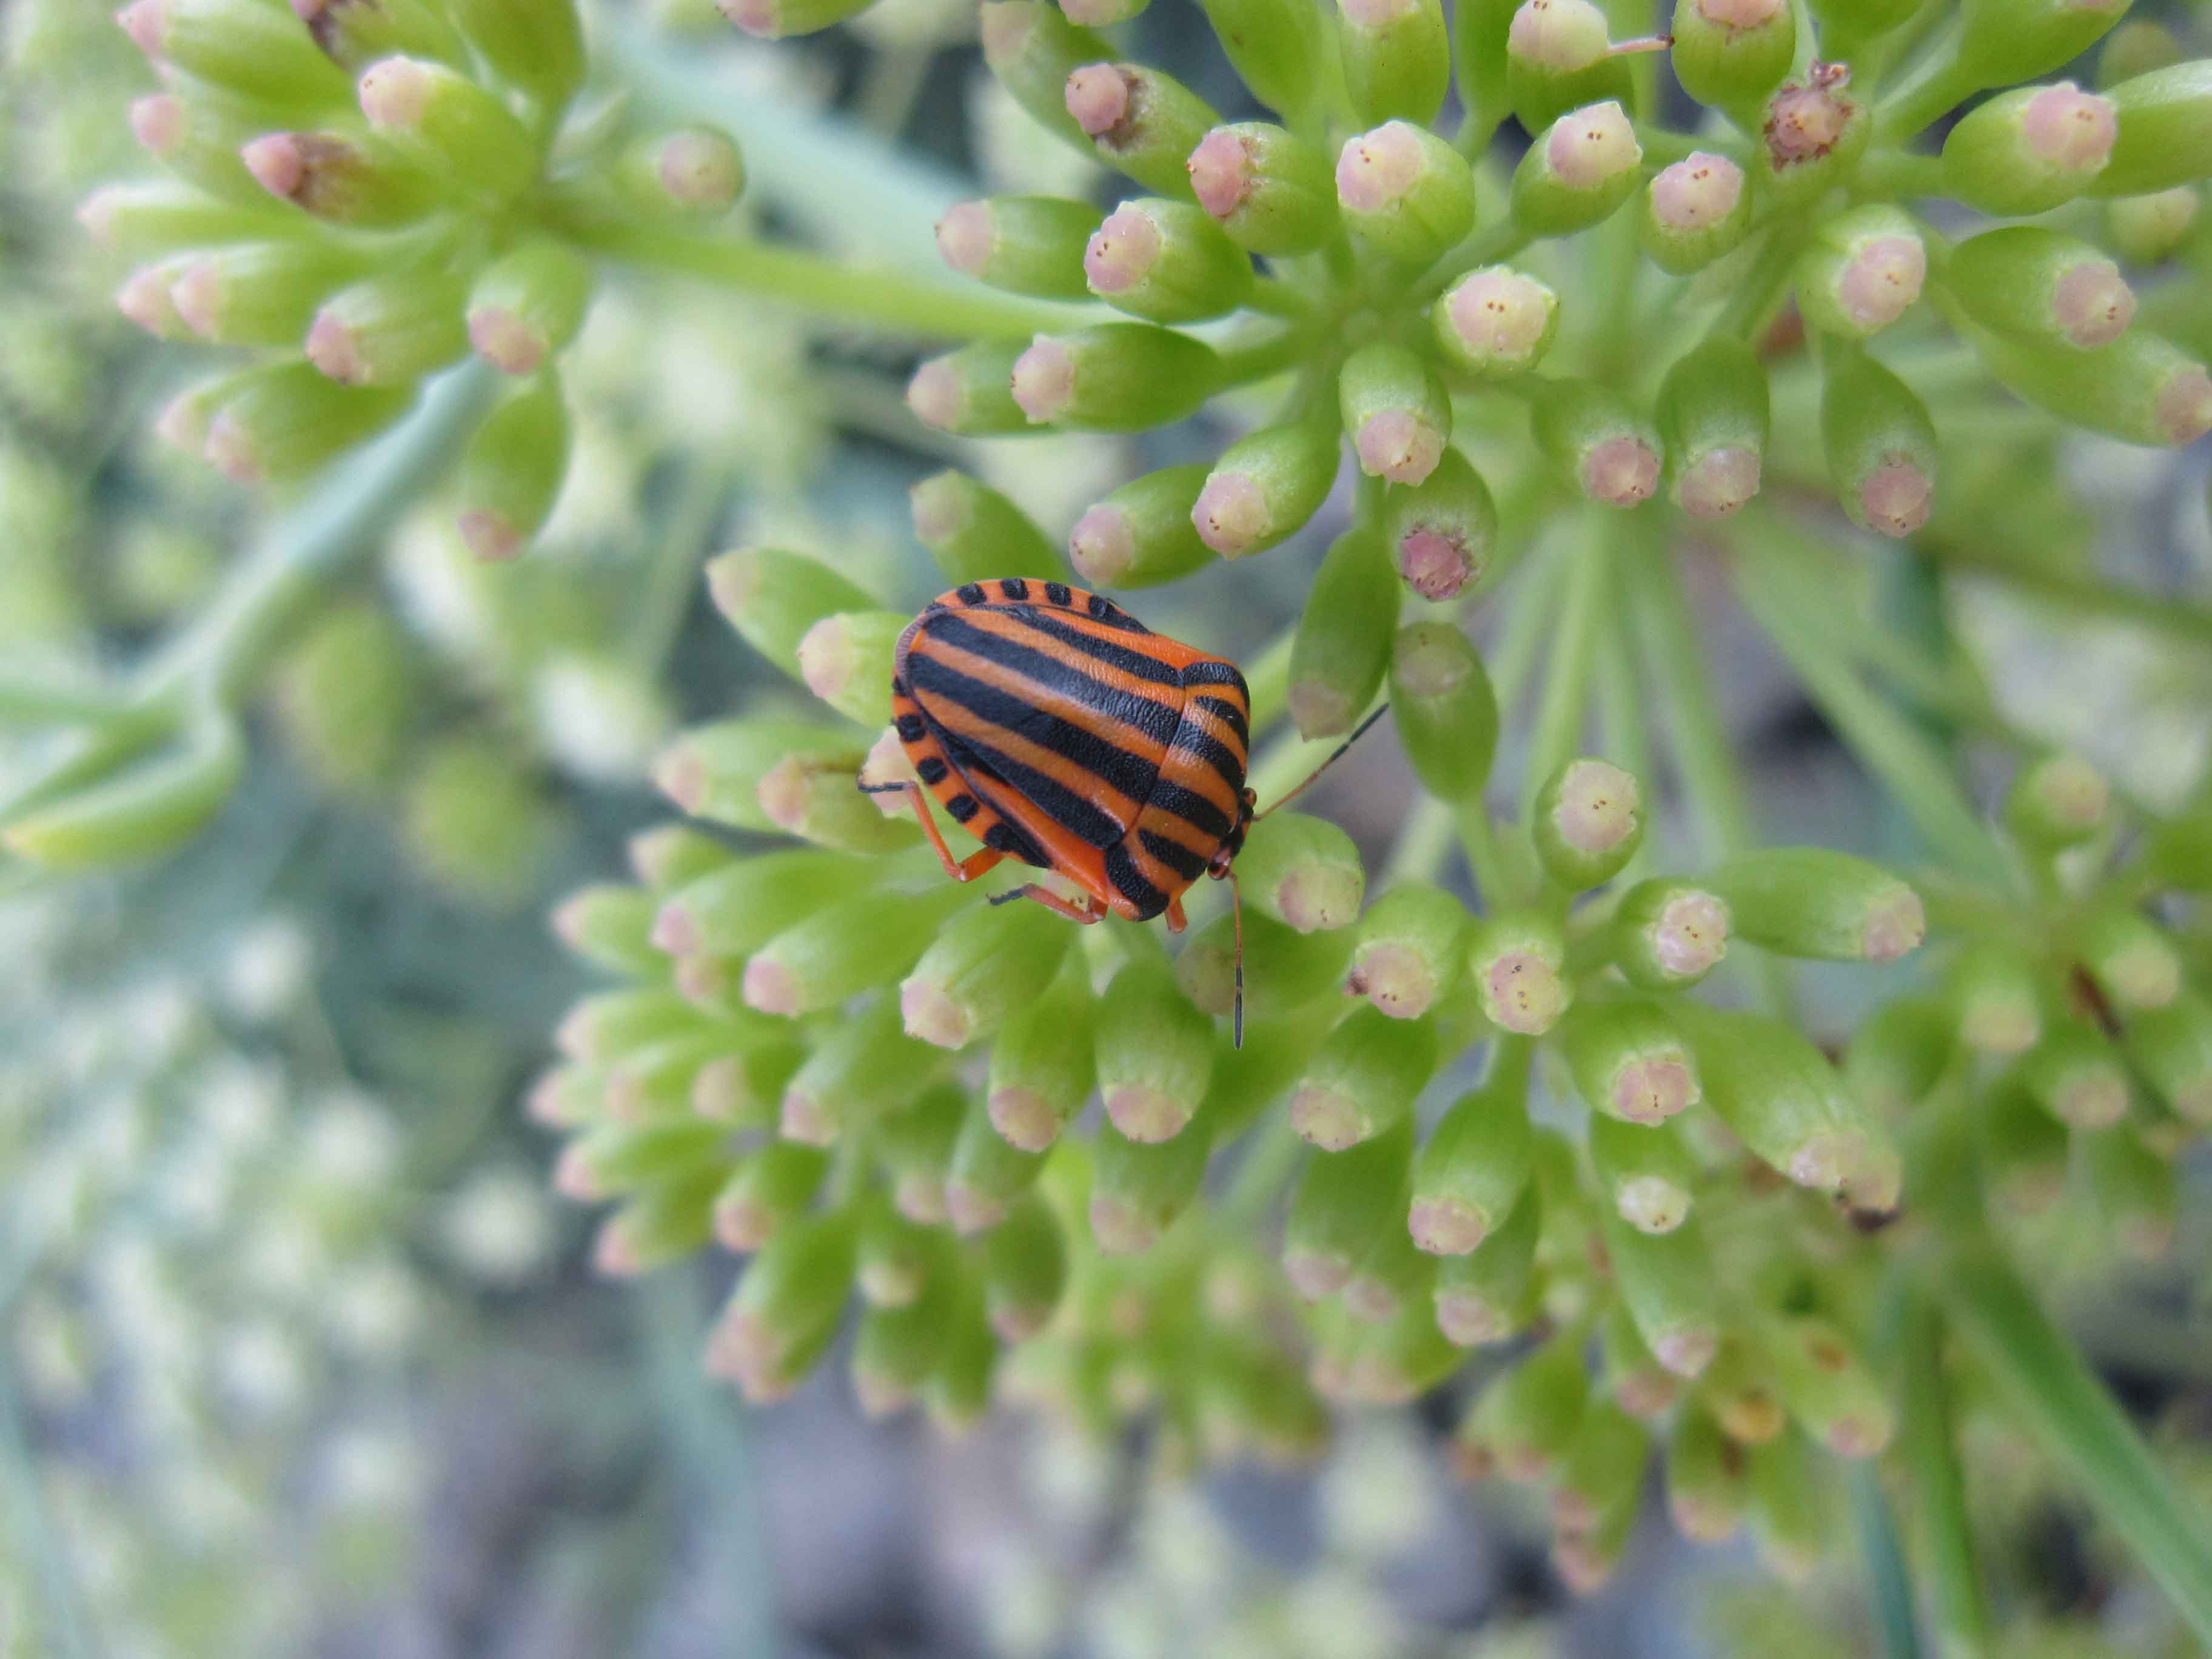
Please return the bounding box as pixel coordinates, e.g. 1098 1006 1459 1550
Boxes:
860 579 1389 1047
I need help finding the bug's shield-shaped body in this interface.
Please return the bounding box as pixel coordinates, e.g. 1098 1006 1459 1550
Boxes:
890 578 1252 925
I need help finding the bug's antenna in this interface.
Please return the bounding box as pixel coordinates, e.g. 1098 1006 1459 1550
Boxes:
1255 703 1391 821
1230 866 1245 1050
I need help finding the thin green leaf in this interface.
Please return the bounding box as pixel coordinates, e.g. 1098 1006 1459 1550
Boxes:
1852 1461 1926 1659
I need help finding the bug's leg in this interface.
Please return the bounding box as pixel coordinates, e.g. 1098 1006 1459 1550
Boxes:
1164 896 1188 934
990 885 1101 924
865 780 1005 882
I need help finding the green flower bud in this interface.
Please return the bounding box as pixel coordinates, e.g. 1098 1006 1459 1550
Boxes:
1284 1114 1413 1296
1335 0 1449 125
1433 1184 1539 1343
1191 407 1341 558
1531 378 1663 508
241 130 438 226
1504 0 1632 135
706 546 876 683
1090 1102 1213 1252
1195 0 1324 115
1178 908 1354 1022
1589 1115 1695 1235
454 373 569 561
79 181 286 253
2100 22 2185 89
1068 464 1216 587
1533 758 1644 888
979 2 1114 147
1341 1218 1437 1324
2020 1017 2131 1127
981 1191 1067 1338
853 1269 960 1417
1757 64 1871 209
1290 1004 1438 1150
1971 326 2212 449
779 997 941 1144
1236 811 1367 932
935 196 1095 300
1669 1003 1869 1195
1794 205 1926 341
2085 1124 2177 1261
592 1166 722 1276
1010 324 1224 430
1820 343 1938 538
117 260 196 341
293 0 469 72
1706 846 1925 963
1746 1429 1834 1581
906 340 1031 435
1603 1211 1718 1378
1698 1332 1786 1444
660 721 914 852
712 1139 829 1252
201 363 410 484
1600 1299 1681 1417
2095 60 2212 197
631 824 736 892
2 714 243 872
875 1085 969 1223
1607 878 1732 990
1335 120 1475 264
1339 342 1450 488
1289 530 1397 739
1949 229 2137 360
689 1030 807 1124
551 883 663 977
1558 996 1701 1124
171 240 360 346
1187 122 1339 255
899 894 1073 1050
1512 101 1644 236
1064 62 1221 201
987 974 1096 1150
651 849 867 962
797 610 905 728
1388 622 1500 801
1550 1398 1648 1542
1982 1071 2071 1215
719 0 873 36
130 90 261 202
1474 1327 1588 1480
599 1028 747 1123
557 986 709 1062
2074 904 2182 1011
1641 150 1754 275
1938 950 2040 1065
1345 882 1468 1020
2124 993 2212 1124
555 1119 729 1204
743 885 970 1019
1096 957 1215 1142
945 1095 1047 1233
1382 447 1497 600
1760 1315 1892 1458
927 1292 1000 1436
1312 1289 1462 1404
1410 1059 1533 1252
466 241 592 377
1958 0 2130 90
1842 996 1956 1118
1805 0 1916 58
444 0 584 108
705 1209 856 1402
1083 197 1253 322
1467 908 1572 1035
1666 1404 1746 1540
911 469 1062 586
308 266 470 386
2109 187 2201 266
1943 82 2118 215
358 56 538 205
2005 750 2114 851
1670 0 1792 112
119 0 353 110
1432 265 1560 378
271 598 415 793
1552 1492 1636 1593
1656 336 1767 518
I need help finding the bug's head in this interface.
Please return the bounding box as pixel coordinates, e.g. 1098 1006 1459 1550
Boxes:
1208 788 1259 880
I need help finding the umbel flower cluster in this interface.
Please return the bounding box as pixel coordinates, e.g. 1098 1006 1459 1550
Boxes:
530 0 2212 1603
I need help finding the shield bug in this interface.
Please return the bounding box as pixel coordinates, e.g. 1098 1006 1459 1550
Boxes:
861 578 1383 1045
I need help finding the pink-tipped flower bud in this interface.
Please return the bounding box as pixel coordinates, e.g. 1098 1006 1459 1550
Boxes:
1187 122 1339 255
1642 152 1752 274
1336 119 1476 263
1433 266 1559 378
1944 82 2116 214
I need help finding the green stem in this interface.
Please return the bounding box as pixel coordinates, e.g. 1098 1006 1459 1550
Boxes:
1936 1244 2212 1647
561 216 1085 339
1901 1292 1992 1657
1246 276 1315 319
1224 1112 1305 1227
1383 793 1459 885
139 361 500 707
1858 149 1948 198
1929 545 2212 653
1457 800 1513 909
1852 1462 1926 1659
1218 326 1321 388
1873 19 1980 147
1714 218 1808 339
624 462 731 674
1523 522 1611 830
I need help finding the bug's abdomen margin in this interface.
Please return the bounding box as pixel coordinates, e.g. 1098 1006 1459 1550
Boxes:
1105 657 1253 921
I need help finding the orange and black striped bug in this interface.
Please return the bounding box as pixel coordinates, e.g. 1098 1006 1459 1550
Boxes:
859 577 1384 1047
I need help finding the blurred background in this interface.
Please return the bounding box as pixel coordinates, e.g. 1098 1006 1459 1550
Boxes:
4 2 2211 1655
